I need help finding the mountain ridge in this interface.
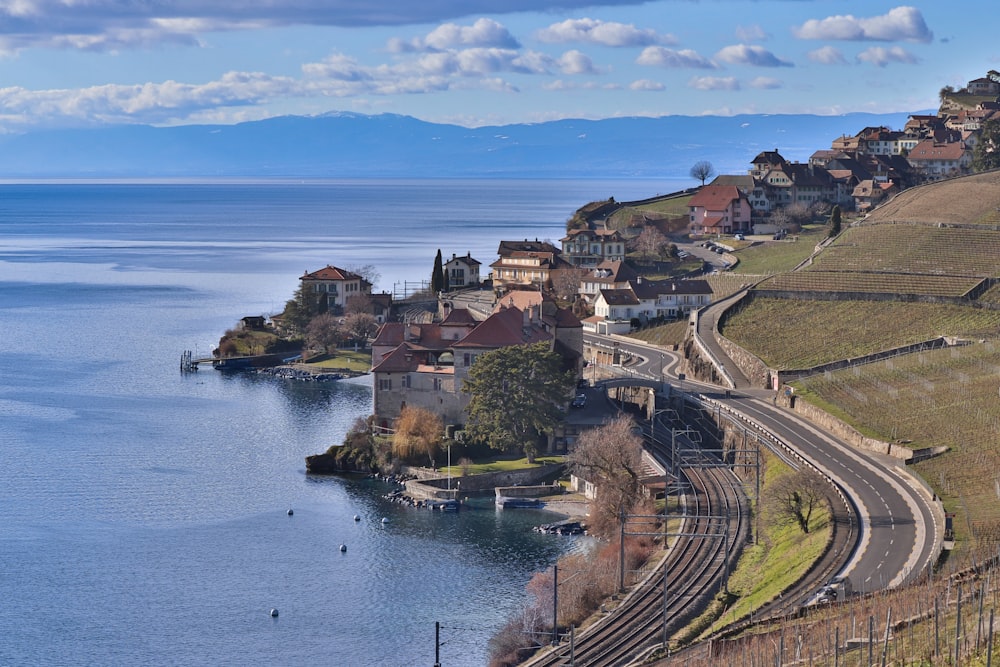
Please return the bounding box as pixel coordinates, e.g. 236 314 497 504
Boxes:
0 110 924 179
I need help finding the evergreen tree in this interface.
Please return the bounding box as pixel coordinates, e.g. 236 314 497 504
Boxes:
462 342 575 462
828 205 842 238
431 249 445 294
282 282 325 335
972 118 1000 172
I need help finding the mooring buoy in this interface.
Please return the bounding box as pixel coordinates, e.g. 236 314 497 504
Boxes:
269 608 279 617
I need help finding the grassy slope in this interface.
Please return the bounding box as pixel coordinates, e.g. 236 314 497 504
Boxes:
678 451 832 645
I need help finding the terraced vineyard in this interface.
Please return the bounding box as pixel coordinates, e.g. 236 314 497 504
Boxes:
793 341 1000 540
864 170 1000 226
756 270 982 297
720 297 1000 369
809 225 1000 278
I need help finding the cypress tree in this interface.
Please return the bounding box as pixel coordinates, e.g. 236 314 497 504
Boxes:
431 249 445 294
828 205 842 238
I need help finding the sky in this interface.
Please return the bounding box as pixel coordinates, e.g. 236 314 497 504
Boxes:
0 1 996 132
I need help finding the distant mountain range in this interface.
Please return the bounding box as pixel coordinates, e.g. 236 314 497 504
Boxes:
0 111 923 179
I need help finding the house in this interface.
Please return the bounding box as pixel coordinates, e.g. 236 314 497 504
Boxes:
560 228 627 268
490 239 573 290
688 185 752 235
369 292 393 324
578 260 639 302
443 252 482 289
588 278 713 334
370 298 582 431
852 179 899 213
298 265 372 314
238 316 268 331
967 76 1000 97
906 139 972 182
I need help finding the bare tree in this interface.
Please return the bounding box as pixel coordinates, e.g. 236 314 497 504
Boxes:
341 312 378 345
392 406 443 467
630 225 669 262
347 263 381 289
551 266 588 303
690 160 715 186
345 292 373 315
768 468 828 533
568 416 644 536
305 312 343 354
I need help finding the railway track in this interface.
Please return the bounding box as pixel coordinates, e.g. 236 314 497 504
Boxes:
524 442 749 667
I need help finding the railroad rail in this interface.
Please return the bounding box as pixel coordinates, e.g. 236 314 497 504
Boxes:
524 438 749 666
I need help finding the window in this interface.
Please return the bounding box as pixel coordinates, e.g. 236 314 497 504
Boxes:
401 375 411 388
433 378 442 391
463 353 471 367
378 378 392 391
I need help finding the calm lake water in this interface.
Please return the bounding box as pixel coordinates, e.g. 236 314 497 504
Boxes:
0 179 677 666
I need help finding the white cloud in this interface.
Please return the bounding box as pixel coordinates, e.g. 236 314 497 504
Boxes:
629 79 664 91
688 76 739 91
714 44 793 68
542 79 619 91
749 77 782 90
793 6 933 43
856 46 919 67
807 46 848 65
557 50 600 75
0 1 653 53
635 46 714 69
389 18 520 53
735 24 768 42
535 17 672 47
0 71 299 126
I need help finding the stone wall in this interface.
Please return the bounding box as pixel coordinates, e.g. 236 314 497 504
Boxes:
787 398 915 462
404 463 564 500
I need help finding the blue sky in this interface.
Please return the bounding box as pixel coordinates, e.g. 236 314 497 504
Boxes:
0 1 995 131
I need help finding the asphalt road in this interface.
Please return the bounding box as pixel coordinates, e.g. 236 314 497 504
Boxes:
585 331 942 596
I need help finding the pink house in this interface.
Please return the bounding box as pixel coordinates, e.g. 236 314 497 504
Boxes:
688 185 752 235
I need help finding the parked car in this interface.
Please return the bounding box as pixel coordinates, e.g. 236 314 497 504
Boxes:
714 247 724 254
734 233 745 241
577 378 589 389
571 394 587 408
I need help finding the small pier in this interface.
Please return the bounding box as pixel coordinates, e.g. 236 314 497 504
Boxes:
180 350 199 373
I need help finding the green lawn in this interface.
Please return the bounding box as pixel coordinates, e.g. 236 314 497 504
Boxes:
731 225 828 274
442 454 565 476
305 350 372 373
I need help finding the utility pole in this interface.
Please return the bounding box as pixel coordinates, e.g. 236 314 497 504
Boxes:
434 621 441 667
552 564 559 645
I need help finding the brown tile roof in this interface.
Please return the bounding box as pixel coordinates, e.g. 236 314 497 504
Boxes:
600 288 640 306
589 260 639 283
440 307 477 325
631 278 713 298
908 140 968 161
497 239 561 256
453 305 551 349
371 343 427 373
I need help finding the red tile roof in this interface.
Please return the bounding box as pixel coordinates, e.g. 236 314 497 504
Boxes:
300 265 366 282
688 185 744 211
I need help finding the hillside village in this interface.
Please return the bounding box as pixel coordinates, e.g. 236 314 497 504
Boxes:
217 70 1000 448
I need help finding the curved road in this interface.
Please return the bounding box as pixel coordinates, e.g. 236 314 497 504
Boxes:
585 329 941 597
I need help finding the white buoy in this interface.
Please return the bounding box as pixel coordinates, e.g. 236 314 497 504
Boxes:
339 544 347 552
381 517 389 524
269 608 279 617
287 509 294 516
353 515 360 522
